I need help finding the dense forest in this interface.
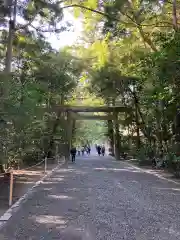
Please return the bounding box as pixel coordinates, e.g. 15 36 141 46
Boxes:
0 0 180 174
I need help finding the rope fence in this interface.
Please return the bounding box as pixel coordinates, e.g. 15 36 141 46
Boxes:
22 158 45 171
0 153 65 207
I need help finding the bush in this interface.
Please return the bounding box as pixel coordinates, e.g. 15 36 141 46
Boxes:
169 155 180 177
135 145 154 166
22 150 44 166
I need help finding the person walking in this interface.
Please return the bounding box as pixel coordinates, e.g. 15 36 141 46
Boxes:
86 146 89 155
101 145 105 156
70 146 77 162
77 147 81 156
81 147 85 156
88 146 91 155
97 145 101 156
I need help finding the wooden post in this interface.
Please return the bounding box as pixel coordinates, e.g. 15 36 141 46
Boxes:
9 168 13 207
55 144 58 162
44 157 47 173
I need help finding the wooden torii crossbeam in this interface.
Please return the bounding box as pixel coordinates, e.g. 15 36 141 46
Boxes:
57 105 131 113
70 112 116 120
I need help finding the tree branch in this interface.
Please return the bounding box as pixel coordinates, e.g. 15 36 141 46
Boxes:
30 24 68 33
62 4 174 28
62 4 120 21
15 8 41 31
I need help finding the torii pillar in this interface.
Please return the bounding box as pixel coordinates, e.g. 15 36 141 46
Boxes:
114 112 121 160
107 119 115 156
66 111 73 161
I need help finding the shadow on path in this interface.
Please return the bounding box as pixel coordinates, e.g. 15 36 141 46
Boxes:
1 157 180 239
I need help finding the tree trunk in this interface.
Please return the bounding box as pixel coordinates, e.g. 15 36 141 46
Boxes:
175 109 180 156
126 1 157 52
135 103 141 149
46 111 61 158
45 95 64 158
137 25 157 52
0 164 5 173
128 88 154 143
4 0 17 73
173 0 178 30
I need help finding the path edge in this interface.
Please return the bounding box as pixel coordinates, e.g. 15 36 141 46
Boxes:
125 161 180 185
108 155 180 185
0 159 66 230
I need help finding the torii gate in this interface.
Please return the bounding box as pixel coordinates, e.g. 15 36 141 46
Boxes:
56 105 132 161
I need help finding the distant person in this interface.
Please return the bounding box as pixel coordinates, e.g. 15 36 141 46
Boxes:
70 147 77 162
97 145 101 156
88 146 91 155
101 146 105 156
85 146 90 155
81 147 85 156
77 147 81 156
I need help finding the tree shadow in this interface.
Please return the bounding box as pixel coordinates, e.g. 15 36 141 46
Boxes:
0 163 60 216
0 165 93 239
93 167 142 173
152 186 180 193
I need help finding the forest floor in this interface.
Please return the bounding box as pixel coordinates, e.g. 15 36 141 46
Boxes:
0 159 60 217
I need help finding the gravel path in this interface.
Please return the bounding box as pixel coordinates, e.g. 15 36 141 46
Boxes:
1 155 180 239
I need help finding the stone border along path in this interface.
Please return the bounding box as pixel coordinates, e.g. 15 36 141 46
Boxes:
0 159 66 230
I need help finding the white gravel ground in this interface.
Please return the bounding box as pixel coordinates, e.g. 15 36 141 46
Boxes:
1 155 180 239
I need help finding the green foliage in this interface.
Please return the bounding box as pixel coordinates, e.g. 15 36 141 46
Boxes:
0 25 81 168
66 0 180 175
74 120 107 146
2 0 180 177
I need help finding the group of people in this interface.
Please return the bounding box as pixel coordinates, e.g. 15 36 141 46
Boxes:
70 144 106 163
70 145 91 162
95 144 105 156
77 146 91 156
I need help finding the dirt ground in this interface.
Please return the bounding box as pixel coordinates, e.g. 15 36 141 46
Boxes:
0 158 61 217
